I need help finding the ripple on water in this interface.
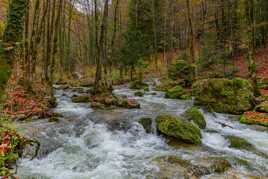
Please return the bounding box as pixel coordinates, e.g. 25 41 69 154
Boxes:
17 86 268 178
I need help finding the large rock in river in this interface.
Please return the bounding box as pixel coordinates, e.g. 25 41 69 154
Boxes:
192 78 254 114
185 107 206 129
156 114 202 145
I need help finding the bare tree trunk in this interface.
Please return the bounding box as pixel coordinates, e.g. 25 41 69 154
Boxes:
186 0 196 82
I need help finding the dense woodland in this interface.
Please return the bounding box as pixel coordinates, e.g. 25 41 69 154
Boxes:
0 0 268 178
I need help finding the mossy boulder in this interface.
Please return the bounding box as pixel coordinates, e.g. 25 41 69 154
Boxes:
165 86 190 100
134 91 144 97
156 114 202 145
155 78 184 92
255 101 268 113
185 107 206 129
226 136 254 150
71 95 90 103
192 78 254 114
138 117 153 133
240 111 268 127
129 80 149 91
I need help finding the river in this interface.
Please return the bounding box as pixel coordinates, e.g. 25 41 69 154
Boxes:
16 84 268 179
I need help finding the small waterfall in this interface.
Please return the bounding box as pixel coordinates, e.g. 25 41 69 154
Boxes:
17 85 268 178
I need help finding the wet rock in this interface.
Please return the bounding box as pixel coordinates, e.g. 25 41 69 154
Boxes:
134 91 144 97
71 87 85 93
156 114 202 145
226 136 255 150
206 169 267 179
255 101 268 113
71 95 90 103
186 165 210 177
138 117 152 133
90 93 140 109
129 80 149 91
80 80 94 87
240 111 268 127
47 96 57 108
165 85 190 100
56 85 70 90
48 116 59 122
151 155 190 179
211 157 232 173
121 99 140 109
152 155 231 179
149 92 157 95
185 107 206 129
91 102 105 109
48 113 63 122
193 78 254 114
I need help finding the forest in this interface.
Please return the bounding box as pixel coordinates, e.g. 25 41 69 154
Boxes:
0 0 268 178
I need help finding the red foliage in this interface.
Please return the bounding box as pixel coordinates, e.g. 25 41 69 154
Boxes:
244 111 268 123
3 87 48 119
0 130 12 155
235 45 268 78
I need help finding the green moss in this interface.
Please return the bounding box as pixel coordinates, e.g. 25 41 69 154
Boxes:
129 80 149 91
3 0 28 42
134 91 144 97
138 117 152 133
226 136 254 150
0 127 22 176
165 86 190 99
185 107 206 129
168 60 193 86
71 95 90 103
193 78 254 114
0 61 11 101
255 101 268 113
156 114 202 145
48 116 59 123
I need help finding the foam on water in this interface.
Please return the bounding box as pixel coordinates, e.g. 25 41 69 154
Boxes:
17 85 268 178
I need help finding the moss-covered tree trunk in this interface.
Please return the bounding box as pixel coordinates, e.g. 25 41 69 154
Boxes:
3 0 27 43
0 0 27 99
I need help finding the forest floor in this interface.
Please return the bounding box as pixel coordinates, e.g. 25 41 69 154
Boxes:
235 45 268 96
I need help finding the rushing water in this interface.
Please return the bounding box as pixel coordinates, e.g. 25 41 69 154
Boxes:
17 84 268 179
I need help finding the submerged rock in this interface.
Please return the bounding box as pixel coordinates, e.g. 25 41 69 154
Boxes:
138 117 153 133
240 111 268 127
226 136 255 150
71 95 90 103
152 155 231 179
156 114 202 144
134 91 144 97
185 107 206 129
192 78 254 114
90 93 140 109
47 96 57 108
165 86 190 100
129 80 149 91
